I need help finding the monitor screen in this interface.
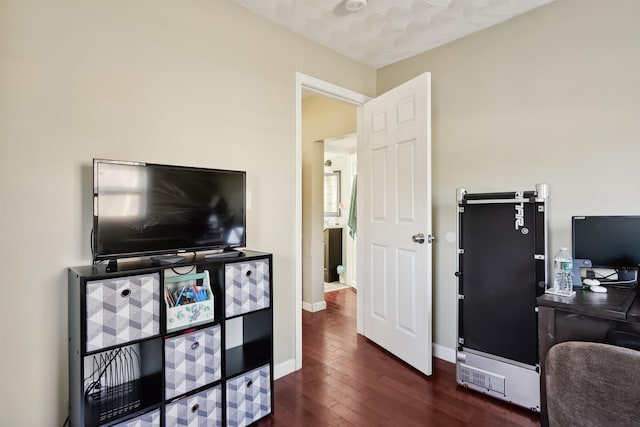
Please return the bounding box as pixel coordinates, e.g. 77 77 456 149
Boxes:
93 159 246 260
572 216 640 270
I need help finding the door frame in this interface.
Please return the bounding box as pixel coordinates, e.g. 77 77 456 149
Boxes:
294 72 370 370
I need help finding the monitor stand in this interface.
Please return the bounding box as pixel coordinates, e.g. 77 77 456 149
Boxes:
616 268 636 282
572 259 592 285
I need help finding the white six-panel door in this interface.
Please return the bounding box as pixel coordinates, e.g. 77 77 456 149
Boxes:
360 72 432 375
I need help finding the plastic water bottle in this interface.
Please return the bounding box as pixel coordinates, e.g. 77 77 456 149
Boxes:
553 247 574 295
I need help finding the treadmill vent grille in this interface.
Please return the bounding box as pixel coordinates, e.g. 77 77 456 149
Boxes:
458 363 506 395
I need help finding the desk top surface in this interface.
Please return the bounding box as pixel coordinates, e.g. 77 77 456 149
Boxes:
537 287 638 321
627 297 640 323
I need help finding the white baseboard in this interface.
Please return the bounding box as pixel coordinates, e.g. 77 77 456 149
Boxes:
433 343 456 363
302 300 327 312
274 358 296 380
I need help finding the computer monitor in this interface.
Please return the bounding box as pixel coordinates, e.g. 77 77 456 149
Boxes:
572 216 640 281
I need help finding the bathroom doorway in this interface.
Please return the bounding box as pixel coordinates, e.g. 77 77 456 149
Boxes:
323 134 357 294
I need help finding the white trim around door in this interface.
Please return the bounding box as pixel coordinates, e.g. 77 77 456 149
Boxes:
294 72 370 371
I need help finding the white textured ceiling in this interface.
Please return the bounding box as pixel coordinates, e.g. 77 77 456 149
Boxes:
230 0 554 69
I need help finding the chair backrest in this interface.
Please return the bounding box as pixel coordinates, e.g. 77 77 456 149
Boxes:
545 341 640 427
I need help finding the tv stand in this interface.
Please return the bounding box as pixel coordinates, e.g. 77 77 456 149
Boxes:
106 259 118 272
69 250 273 426
150 254 186 266
204 248 243 259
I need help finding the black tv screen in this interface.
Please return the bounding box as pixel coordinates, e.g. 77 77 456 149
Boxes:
93 159 246 260
572 216 640 269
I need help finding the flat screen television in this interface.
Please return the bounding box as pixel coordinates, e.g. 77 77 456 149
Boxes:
572 216 640 272
93 159 246 261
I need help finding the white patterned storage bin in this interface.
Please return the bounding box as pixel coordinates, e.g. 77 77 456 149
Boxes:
226 364 271 427
225 259 270 317
85 273 160 352
165 385 222 427
112 408 161 427
165 325 222 399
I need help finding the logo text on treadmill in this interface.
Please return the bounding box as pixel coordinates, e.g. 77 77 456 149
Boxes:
515 191 525 231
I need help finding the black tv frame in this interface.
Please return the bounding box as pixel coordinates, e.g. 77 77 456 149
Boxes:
92 159 246 262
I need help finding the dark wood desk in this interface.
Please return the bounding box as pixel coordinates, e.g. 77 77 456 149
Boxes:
537 287 640 426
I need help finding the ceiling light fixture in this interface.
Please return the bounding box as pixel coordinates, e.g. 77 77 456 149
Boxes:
345 0 367 13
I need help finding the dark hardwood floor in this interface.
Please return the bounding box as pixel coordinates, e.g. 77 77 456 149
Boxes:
256 288 541 426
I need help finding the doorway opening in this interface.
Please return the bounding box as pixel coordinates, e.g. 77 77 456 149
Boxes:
294 72 369 371
323 134 357 295
293 71 434 378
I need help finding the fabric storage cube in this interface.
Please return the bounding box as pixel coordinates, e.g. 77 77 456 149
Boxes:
225 259 270 317
165 385 222 427
165 325 221 399
226 364 271 427
165 271 215 333
85 273 160 352
112 408 161 427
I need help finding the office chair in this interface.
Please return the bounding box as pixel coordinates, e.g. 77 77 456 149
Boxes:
545 341 640 427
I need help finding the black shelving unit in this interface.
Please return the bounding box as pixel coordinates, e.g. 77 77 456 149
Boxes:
68 250 273 427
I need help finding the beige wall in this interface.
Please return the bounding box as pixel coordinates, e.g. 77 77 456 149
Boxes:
377 0 640 351
302 96 356 306
0 1 375 425
5 0 640 423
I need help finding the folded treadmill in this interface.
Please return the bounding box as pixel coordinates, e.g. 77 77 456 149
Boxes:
455 184 548 412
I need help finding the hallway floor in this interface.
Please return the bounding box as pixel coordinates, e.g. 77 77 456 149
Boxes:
324 281 352 293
